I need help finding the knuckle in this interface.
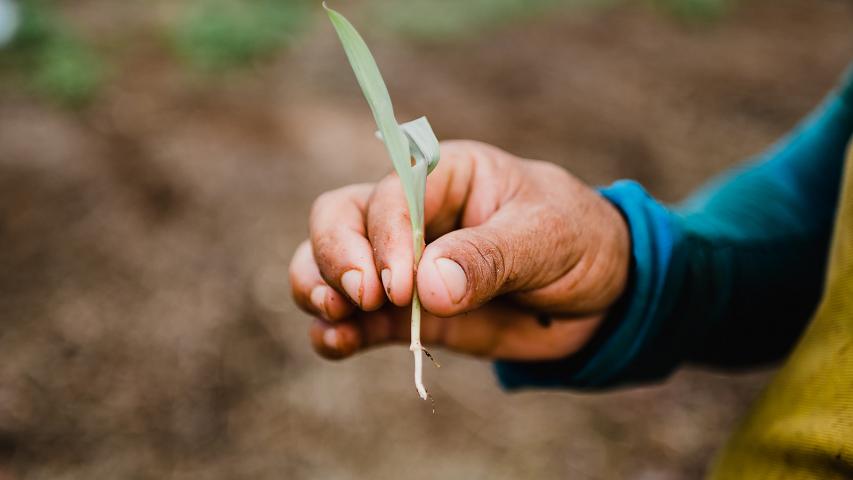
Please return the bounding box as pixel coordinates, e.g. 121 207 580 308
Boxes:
309 239 342 285
288 243 315 291
525 160 570 184
441 140 506 167
311 189 336 211
376 171 402 189
288 264 304 296
312 243 338 279
287 241 308 274
439 139 483 152
312 183 371 215
461 232 509 293
371 177 406 208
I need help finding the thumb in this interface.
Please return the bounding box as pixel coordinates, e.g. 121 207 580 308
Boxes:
416 203 580 317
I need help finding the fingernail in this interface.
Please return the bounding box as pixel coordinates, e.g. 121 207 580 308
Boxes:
380 268 392 298
310 286 328 317
341 269 363 305
435 258 467 304
323 328 340 350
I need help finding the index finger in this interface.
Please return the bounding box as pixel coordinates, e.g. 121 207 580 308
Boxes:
365 141 477 306
310 184 386 311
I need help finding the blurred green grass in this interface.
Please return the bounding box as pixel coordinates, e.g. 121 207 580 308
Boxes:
173 0 311 71
4 0 102 107
0 0 730 106
367 0 592 41
652 0 731 22
369 0 729 40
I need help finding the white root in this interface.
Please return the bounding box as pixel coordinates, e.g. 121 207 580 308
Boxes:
410 227 435 402
410 289 428 400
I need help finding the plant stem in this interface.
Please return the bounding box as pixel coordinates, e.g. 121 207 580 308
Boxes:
410 226 428 400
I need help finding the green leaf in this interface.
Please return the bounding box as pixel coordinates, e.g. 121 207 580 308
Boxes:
323 3 439 231
174 0 310 71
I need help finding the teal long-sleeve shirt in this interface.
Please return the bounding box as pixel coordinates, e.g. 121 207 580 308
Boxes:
496 66 853 390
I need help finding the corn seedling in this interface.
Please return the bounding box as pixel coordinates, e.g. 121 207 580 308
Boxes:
324 3 440 402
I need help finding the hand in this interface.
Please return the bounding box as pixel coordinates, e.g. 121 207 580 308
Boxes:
289 141 630 361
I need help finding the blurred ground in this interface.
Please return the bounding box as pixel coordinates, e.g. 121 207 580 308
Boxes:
0 0 852 478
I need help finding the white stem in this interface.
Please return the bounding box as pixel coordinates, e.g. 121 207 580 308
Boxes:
410 290 428 400
411 226 428 400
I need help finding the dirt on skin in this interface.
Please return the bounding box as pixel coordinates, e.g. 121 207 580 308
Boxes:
0 0 851 478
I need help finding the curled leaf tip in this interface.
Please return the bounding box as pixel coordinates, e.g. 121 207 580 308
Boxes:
322 2 336 17
400 117 440 175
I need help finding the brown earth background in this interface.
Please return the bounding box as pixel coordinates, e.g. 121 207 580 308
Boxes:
0 0 852 478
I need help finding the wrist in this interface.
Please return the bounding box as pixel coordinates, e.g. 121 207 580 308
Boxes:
600 193 633 313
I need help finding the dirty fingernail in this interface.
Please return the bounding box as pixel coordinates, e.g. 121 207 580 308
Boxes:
323 328 340 350
341 269 363 305
380 268 392 298
435 258 467 304
310 286 328 316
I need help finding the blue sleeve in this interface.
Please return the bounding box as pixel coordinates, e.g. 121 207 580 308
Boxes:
495 66 853 390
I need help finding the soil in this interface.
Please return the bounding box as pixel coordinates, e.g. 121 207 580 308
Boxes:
0 0 851 478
